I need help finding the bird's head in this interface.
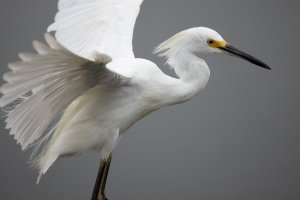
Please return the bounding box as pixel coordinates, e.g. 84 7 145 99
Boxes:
155 27 270 70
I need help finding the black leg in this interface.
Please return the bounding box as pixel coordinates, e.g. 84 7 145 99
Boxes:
91 154 112 200
100 155 112 196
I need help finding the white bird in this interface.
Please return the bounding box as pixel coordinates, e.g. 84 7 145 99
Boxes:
0 0 270 199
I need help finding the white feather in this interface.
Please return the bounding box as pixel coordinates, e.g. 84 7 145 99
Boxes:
48 0 144 60
0 33 127 151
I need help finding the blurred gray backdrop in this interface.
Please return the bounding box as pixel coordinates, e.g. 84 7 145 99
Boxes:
0 0 299 200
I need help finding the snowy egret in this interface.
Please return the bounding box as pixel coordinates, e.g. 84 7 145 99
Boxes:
0 0 270 199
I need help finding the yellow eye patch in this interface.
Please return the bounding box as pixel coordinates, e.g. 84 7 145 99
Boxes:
207 39 227 48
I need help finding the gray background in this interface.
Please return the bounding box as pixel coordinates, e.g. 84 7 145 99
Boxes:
0 0 299 200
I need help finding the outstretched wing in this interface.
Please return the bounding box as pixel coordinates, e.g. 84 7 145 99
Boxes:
48 0 144 60
0 33 129 150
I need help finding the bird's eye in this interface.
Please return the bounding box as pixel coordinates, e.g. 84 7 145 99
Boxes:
207 39 215 45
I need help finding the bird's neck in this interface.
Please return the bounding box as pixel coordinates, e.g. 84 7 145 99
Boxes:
165 50 210 105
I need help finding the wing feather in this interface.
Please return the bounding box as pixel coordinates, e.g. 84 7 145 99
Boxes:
48 0 144 60
0 33 128 150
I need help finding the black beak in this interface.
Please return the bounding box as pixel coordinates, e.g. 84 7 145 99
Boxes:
218 44 271 70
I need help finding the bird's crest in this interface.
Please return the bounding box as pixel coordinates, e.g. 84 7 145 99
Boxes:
153 30 189 58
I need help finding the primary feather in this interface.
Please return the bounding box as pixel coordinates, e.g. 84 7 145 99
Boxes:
48 0 144 60
0 33 126 151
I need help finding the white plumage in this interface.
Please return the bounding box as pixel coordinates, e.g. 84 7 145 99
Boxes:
48 0 143 60
0 0 269 189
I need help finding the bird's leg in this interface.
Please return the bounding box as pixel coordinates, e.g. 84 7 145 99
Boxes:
91 158 106 200
91 154 112 200
99 155 112 200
